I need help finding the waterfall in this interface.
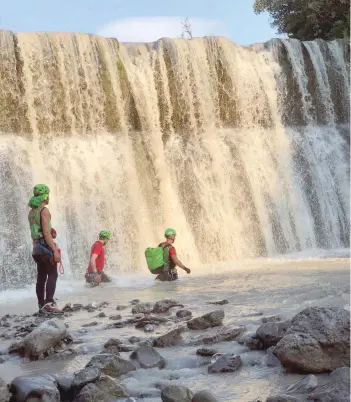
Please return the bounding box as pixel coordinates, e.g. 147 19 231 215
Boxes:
0 30 349 289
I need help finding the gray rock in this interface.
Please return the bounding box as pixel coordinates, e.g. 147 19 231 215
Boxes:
55 373 74 393
96 312 106 318
208 354 243 373
329 366 350 385
131 303 153 314
161 385 193 402
307 381 350 401
287 374 318 393
192 390 219 402
262 315 282 323
264 346 282 367
74 383 108 402
196 348 218 357
274 307 350 373
94 375 128 398
82 321 98 327
176 310 192 319
130 299 140 305
256 320 291 348
153 328 184 347
153 299 179 313
144 324 154 332
128 336 140 344
118 344 137 352
104 338 122 348
86 353 135 378
72 366 101 389
0 377 10 402
116 305 128 311
130 345 165 369
187 310 224 330
21 319 67 359
208 300 229 305
190 323 245 345
109 315 122 321
10 375 60 402
266 395 300 402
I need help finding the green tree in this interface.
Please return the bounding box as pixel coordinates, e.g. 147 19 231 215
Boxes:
254 0 350 41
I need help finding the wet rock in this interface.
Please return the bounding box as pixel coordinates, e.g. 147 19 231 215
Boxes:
55 373 74 394
161 385 193 402
130 299 140 305
144 324 154 332
256 319 291 349
94 375 128 398
96 312 106 318
176 310 192 319
274 307 350 373
208 300 229 305
263 346 282 367
153 299 179 313
21 319 67 359
266 395 300 402
116 305 128 311
307 381 350 401
86 353 135 378
329 366 350 385
74 383 108 402
196 348 218 357
262 315 282 323
72 304 84 311
128 336 140 344
131 303 153 314
72 366 101 389
190 324 245 346
10 375 60 402
82 322 98 328
118 344 137 352
287 374 318 393
97 302 108 308
208 354 243 373
0 377 10 402
192 390 219 402
138 339 152 347
104 338 122 348
153 327 184 347
244 334 264 350
187 310 224 330
109 315 122 321
104 345 120 355
84 303 98 310
130 345 165 369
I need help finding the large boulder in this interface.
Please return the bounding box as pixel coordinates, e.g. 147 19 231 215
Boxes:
10 375 60 402
21 319 67 359
86 353 135 378
274 307 350 373
190 324 245 345
187 310 224 330
256 320 291 348
161 385 193 402
208 354 243 373
0 377 10 402
153 327 184 347
129 345 165 369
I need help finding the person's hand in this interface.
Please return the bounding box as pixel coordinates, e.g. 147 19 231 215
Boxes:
185 267 191 274
53 249 61 263
95 274 101 283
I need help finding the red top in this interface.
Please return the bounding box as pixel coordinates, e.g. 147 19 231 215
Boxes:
87 241 105 273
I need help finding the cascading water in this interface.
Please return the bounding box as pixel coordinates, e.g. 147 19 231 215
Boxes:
0 31 349 289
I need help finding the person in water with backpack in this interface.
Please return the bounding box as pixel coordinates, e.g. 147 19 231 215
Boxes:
28 184 61 313
85 231 112 286
145 228 191 281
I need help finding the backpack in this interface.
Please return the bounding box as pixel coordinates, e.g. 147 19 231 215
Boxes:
145 243 172 274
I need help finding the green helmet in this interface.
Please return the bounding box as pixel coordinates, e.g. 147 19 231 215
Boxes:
99 230 111 240
33 184 50 196
165 228 177 237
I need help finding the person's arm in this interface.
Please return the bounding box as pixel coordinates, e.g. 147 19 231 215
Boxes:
90 254 99 273
41 208 61 263
170 254 191 273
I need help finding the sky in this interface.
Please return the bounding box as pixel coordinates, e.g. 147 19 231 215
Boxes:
0 0 282 46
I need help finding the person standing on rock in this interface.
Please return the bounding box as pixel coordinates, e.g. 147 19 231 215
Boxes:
145 228 191 281
85 231 112 286
28 184 61 313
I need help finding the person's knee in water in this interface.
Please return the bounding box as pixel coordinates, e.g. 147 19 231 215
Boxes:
154 228 191 282
28 184 61 313
85 230 112 286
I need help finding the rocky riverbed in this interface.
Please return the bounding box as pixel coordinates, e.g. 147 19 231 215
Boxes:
0 258 349 401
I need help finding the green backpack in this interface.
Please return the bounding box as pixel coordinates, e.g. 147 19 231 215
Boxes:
145 244 172 274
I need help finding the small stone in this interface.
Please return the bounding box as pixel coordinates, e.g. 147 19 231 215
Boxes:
187 310 224 330
104 338 122 348
116 305 128 311
97 312 106 318
176 310 192 319
86 353 136 378
109 315 122 321
130 345 165 369
208 354 243 373
144 324 154 332
153 328 183 347
130 299 140 305
208 300 229 305
153 299 179 313
128 336 140 344
131 303 153 314
161 385 193 402
196 348 218 357
82 321 98 328
261 315 281 323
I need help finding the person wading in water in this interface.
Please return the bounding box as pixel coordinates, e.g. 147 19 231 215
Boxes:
28 184 61 313
85 231 112 286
